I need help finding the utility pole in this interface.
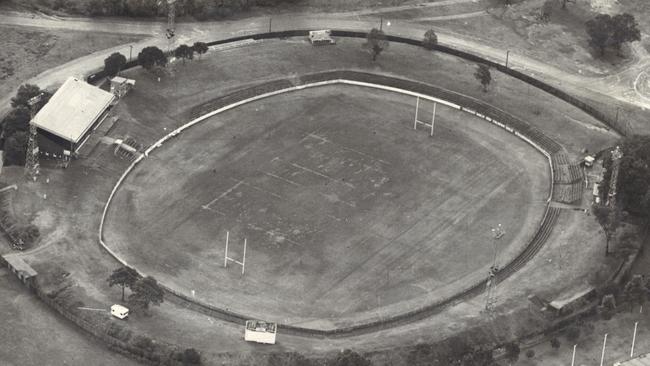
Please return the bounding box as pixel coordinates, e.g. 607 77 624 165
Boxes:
25 93 45 182
484 224 505 313
505 50 510 68
163 0 177 53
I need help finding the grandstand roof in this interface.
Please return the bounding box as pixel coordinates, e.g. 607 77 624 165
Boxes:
32 77 114 144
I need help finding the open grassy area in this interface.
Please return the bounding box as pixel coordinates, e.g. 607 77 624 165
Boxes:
104 84 548 328
0 268 138 366
0 25 143 106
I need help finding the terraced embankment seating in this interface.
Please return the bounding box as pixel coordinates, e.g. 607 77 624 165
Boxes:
551 153 584 203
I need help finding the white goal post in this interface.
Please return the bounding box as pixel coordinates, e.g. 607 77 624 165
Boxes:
413 96 437 137
224 231 247 275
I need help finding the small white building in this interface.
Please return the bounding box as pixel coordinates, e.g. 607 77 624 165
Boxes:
110 76 136 98
309 30 335 45
244 320 277 344
111 304 129 319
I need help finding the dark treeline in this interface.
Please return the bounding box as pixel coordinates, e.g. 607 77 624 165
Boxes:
57 0 302 19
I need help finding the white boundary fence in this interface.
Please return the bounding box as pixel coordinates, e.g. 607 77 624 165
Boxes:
97 78 556 324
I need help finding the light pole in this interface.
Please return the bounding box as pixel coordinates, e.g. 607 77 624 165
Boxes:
600 333 607 366
570 344 576 366
269 17 272 33
631 321 638 357
505 50 510 68
129 45 133 62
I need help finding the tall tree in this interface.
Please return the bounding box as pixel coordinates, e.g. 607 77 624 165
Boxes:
593 204 621 256
2 106 31 137
128 276 164 312
474 64 492 92
174 44 194 64
192 42 209 59
365 28 389 61
611 13 641 53
586 14 614 56
504 342 520 365
3 131 27 166
623 274 649 310
10 84 50 109
137 46 168 70
104 52 127 77
107 266 140 301
422 29 438 50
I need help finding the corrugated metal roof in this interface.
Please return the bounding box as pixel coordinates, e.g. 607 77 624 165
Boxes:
2 254 37 278
32 77 114 144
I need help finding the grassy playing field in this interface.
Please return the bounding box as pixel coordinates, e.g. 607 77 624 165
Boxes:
104 84 549 329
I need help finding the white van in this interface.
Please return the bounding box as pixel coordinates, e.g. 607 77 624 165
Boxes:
111 304 129 319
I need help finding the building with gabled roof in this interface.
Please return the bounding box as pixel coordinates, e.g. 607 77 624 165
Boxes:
32 76 115 157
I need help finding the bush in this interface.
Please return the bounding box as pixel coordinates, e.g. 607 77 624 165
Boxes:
526 349 535 358
422 29 438 50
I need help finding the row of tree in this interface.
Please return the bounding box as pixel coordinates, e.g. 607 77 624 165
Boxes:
83 0 300 19
107 267 164 313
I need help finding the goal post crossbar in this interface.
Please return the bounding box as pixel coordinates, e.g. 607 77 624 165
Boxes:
413 96 437 137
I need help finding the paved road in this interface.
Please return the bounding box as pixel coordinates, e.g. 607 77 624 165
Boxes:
0 9 649 120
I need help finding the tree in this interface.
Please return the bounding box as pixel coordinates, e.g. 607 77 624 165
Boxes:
598 294 617 320
137 46 167 70
128 276 164 312
559 0 575 9
104 52 127 77
178 348 201 365
125 0 158 16
192 42 209 59
611 13 641 53
1 106 31 136
10 84 50 109
539 0 554 22
623 274 649 310
586 14 614 56
3 131 27 166
422 29 438 50
174 44 194 64
365 28 389 61
474 64 491 92
504 342 520 365
268 352 312 366
593 204 621 256
550 337 561 351
327 349 372 366
107 266 140 301
586 13 640 57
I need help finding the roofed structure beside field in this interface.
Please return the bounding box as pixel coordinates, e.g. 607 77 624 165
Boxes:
32 76 114 156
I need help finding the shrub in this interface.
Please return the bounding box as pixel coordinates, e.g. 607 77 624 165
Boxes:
526 349 535 358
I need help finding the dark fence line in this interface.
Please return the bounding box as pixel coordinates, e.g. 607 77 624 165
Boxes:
87 29 623 135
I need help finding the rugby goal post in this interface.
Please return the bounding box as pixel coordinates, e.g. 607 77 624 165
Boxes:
413 96 437 137
224 231 247 275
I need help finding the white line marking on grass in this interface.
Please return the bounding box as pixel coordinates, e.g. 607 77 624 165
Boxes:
202 180 244 209
232 178 283 200
262 171 303 187
290 162 355 189
304 133 391 166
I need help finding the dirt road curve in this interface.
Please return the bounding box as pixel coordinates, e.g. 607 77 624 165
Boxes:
0 8 649 118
